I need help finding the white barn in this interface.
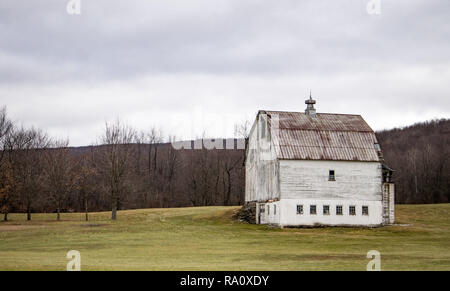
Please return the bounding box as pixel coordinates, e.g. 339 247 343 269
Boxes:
245 96 395 227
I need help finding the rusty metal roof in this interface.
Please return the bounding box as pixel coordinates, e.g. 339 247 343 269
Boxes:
260 110 381 162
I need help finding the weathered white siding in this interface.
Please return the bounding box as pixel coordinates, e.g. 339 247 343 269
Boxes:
245 114 280 202
245 110 392 227
278 199 382 226
382 183 395 224
257 201 281 225
279 160 382 201
388 184 395 223
275 160 383 226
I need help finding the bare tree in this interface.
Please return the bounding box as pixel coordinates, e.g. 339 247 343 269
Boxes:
147 127 163 206
132 127 163 208
186 146 216 206
0 107 14 220
75 149 98 221
222 149 244 206
163 135 180 206
0 161 14 221
234 119 252 140
43 139 73 221
0 107 13 166
99 119 136 220
5 127 50 220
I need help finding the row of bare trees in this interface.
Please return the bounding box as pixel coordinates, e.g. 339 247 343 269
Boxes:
0 118 79 220
0 107 246 221
1 105 448 220
377 118 450 204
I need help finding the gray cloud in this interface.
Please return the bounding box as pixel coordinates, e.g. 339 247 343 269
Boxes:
0 0 449 145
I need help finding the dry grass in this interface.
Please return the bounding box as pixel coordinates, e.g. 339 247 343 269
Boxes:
0 204 449 270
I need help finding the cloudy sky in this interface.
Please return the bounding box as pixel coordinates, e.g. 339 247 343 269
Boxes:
0 0 449 146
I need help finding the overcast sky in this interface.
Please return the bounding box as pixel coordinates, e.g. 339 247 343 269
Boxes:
0 0 449 146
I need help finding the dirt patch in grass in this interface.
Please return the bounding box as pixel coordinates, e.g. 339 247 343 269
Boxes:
79 224 108 228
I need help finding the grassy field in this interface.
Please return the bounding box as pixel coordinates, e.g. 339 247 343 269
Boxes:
0 204 449 270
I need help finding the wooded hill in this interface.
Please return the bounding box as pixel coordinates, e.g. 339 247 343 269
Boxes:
377 118 450 204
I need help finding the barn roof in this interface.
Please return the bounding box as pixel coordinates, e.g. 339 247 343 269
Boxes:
260 110 381 162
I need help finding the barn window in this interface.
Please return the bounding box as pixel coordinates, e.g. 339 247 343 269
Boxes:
310 205 317 215
362 206 369 216
349 206 356 216
259 204 265 214
297 205 303 215
323 205 330 215
274 205 276 215
267 205 270 215
336 205 343 215
329 170 335 181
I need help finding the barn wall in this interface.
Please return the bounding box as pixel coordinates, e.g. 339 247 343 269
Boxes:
279 160 382 201
275 160 383 226
245 114 280 202
279 199 383 226
257 201 281 225
382 183 395 224
388 183 395 223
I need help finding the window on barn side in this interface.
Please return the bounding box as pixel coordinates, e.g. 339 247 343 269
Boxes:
329 170 335 181
349 206 356 216
323 205 330 215
362 206 369 216
259 204 265 213
336 205 343 215
267 205 270 215
274 205 276 215
310 205 317 215
297 205 303 215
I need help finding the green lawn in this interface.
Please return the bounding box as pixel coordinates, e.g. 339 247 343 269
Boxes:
0 204 449 270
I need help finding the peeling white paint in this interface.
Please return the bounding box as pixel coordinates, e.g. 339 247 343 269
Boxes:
245 111 395 227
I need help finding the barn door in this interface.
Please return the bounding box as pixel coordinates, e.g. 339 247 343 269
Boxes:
258 203 265 224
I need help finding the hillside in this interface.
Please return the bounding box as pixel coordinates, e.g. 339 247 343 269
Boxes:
376 119 450 204
0 204 449 270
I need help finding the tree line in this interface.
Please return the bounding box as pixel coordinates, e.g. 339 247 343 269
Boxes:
376 118 450 204
1 104 448 221
0 107 246 221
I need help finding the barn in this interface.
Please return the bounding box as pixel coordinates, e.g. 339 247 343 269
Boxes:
245 95 395 227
